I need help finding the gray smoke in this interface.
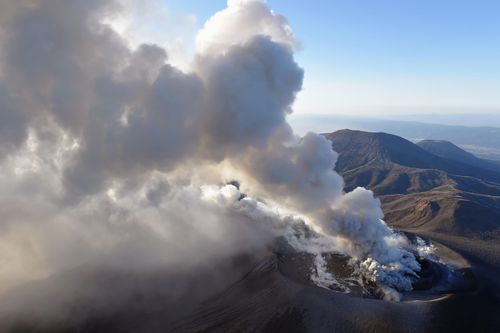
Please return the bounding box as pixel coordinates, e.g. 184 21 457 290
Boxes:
0 0 420 305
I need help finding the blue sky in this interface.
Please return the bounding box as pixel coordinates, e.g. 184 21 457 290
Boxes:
163 0 500 116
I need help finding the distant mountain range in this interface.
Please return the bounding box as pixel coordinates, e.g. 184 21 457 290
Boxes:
290 115 500 160
416 140 500 173
324 129 500 238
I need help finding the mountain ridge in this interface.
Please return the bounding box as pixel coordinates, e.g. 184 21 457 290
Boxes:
324 129 500 237
417 139 500 173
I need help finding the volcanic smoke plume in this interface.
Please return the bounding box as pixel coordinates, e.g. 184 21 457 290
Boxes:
0 0 420 303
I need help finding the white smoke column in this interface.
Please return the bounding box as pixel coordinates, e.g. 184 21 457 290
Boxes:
195 0 421 299
0 0 420 302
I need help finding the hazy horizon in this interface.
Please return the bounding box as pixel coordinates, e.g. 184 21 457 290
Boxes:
289 112 500 132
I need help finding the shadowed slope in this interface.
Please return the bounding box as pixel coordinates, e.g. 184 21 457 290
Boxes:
417 140 500 173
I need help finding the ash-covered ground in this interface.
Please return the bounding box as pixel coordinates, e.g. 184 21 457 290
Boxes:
0 233 497 333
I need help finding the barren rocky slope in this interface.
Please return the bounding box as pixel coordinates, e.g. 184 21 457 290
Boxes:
325 129 500 238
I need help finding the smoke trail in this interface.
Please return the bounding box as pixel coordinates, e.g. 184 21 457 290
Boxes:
0 0 420 303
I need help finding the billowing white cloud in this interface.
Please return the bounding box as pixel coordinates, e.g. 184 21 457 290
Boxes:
0 0 420 307
196 0 295 55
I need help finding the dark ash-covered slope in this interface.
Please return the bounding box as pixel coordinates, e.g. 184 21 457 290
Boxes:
0 241 492 333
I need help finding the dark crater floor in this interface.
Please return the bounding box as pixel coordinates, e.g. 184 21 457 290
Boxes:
0 236 495 333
